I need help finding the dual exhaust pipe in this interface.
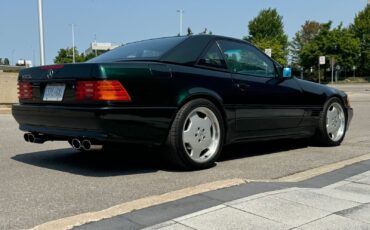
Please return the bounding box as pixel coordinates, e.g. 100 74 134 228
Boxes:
24 133 45 144
24 133 102 151
71 138 102 151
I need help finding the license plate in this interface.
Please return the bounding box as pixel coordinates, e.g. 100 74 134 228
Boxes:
43 84 66 101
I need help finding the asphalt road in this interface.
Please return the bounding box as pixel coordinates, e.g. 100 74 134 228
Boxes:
1 84 370 230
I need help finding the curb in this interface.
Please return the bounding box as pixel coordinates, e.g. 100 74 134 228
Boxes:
0 108 11 114
73 158 370 230
29 153 370 230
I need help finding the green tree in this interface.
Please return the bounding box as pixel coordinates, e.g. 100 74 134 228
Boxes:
351 5 370 75
3 58 10 65
83 50 108 61
300 23 361 78
245 8 288 65
0 58 3 65
253 38 287 65
290 21 322 67
84 53 96 61
54 47 85 64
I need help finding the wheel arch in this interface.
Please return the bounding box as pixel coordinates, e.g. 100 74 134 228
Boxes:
176 88 229 143
326 95 349 121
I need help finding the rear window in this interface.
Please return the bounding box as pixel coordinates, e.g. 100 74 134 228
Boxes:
87 37 186 63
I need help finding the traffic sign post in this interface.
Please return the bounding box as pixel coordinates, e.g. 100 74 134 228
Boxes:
318 56 326 84
353 66 356 79
264 48 272 57
331 57 335 85
319 56 326 65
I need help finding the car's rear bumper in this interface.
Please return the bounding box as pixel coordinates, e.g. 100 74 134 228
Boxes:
12 104 177 145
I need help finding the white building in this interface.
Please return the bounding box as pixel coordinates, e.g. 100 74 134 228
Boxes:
16 59 33 67
85 42 120 55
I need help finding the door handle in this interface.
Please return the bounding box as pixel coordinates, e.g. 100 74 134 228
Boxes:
235 83 250 92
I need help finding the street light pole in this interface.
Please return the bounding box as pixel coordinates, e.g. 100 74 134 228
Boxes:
331 57 334 84
11 49 15 66
177 9 184 36
70 24 76 63
37 0 45 65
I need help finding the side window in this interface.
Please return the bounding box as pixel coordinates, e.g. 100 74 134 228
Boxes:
218 40 275 78
197 42 227 69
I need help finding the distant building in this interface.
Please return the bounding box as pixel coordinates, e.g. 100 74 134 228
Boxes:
16 59 33 67
85 42 120 55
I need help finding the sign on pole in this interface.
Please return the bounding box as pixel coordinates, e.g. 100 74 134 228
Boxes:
265 48 272 57
319 56 326 65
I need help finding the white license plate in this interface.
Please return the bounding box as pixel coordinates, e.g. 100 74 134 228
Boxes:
43 84 66 101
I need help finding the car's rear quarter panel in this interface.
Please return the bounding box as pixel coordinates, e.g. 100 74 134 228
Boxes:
167 64 237 144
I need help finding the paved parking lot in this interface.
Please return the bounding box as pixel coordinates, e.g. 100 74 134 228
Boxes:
0 84 370 229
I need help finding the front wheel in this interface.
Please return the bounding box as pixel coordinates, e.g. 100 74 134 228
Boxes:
165 99 224 170
314 97 347 146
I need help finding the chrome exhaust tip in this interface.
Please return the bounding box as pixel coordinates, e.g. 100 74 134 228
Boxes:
28 133 35 143
81 139 103 151
24 133 46 144
71 138 81 149
24 133 30 142
81 139 92 151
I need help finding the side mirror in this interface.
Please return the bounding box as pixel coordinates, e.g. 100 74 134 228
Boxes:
283 67 292 78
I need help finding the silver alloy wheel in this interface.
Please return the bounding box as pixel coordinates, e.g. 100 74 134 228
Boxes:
182 107 221 163
326 102 345 142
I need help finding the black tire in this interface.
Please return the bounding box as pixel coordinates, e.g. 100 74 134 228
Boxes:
164 99 225 170
314 97 347 146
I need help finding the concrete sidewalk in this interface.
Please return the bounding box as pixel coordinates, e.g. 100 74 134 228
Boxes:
74 160 370 230
146 173 370 229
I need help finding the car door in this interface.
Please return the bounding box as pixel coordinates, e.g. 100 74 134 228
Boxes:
217 39 305 134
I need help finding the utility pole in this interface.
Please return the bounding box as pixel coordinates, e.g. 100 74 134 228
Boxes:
318 63 320 84
94 34 97 57
71 24 75 63
318 56 326 84
37 0 45 65
177 9 184 36
32 48 35 67
331 57 335 84
11 49 15 66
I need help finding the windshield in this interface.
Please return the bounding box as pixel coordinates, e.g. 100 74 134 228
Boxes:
87 37 186 63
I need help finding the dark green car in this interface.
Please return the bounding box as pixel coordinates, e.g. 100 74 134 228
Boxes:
12 35 353 170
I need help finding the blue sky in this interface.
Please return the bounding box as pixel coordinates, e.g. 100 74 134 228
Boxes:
0 0 367 65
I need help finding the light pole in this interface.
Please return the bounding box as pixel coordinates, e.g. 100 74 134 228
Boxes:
331 57 335 84
70 24 75 63
94 34 97 57
177 9 184 36
37 0 45 65
11 49 15 66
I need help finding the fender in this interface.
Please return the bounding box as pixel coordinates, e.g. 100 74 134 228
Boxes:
175 87 236 145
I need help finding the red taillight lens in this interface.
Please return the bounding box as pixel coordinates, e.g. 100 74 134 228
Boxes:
76 80 131 102
18 82 33 100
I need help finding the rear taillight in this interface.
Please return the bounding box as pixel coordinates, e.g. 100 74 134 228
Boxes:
18 82 33 100
76 80 131 102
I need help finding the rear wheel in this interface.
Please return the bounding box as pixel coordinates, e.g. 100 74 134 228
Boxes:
314 97 347 146
165 99 224 170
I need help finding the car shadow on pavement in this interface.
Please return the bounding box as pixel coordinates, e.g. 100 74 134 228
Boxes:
12 145 164 177
219 138 310 162
12 139 311 176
